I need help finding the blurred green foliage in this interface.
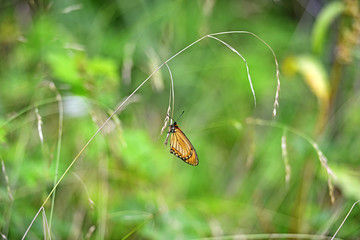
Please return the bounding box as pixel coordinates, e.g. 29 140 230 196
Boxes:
0 0 360 239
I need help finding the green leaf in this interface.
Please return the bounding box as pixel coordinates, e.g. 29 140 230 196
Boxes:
332 165 360 200
283 54 329 103
312 1 345 54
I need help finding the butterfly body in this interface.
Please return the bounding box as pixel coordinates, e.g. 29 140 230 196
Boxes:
169 122 199 166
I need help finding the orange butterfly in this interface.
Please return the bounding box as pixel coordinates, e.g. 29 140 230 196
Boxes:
169 122 199 166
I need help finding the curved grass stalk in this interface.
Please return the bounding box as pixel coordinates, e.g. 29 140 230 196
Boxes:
22 31 279 239
208 31 280 118
161 63 175 145
331 199 360 240
160 63 175 134
245 117 336 203
121 216 153 240
48 83 64 235
198 233 341 240
207 35 256 106
1 97 57 127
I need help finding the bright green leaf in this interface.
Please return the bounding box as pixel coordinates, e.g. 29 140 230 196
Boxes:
312 1 345 54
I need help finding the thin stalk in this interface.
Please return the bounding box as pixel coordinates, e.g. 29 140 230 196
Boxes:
207 35 256 106
1 98 57 127
48 83 64 235
331 200 360 240
246 117 335 202
22 31 279 238
198 233 341 240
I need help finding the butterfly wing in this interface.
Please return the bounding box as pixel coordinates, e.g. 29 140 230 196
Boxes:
170 123 199 166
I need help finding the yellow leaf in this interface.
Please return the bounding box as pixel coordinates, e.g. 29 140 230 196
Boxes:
283 55 329 103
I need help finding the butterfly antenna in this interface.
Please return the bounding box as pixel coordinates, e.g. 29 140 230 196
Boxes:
176 111 185 122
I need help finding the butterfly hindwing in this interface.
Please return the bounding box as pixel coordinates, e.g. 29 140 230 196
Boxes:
169 122 199 166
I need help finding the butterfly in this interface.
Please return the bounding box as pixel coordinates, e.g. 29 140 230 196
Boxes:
168 122 199 166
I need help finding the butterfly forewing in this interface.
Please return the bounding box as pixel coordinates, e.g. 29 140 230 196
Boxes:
169 122 199 166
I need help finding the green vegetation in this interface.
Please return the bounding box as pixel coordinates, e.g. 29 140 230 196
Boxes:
1 0 359 239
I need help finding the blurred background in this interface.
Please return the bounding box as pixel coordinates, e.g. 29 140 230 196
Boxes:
1 0 360 239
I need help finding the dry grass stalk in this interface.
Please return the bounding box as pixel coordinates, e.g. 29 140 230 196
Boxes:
281 132 291 185
1 159 13 201
22 31 279 238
